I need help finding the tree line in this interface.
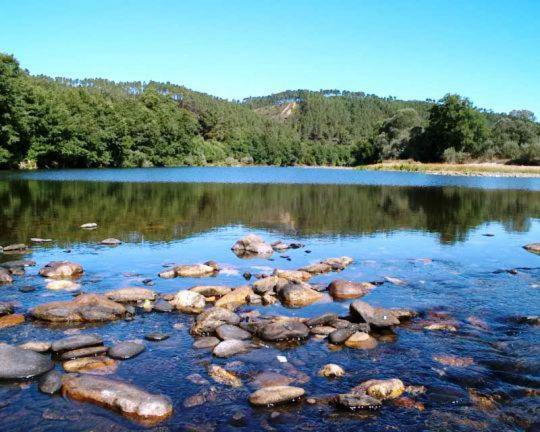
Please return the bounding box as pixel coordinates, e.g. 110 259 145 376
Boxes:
1 53 538 169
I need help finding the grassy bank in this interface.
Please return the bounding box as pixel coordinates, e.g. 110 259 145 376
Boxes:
359 161 540 177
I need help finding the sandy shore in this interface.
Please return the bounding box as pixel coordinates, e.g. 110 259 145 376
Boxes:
359 161 540 178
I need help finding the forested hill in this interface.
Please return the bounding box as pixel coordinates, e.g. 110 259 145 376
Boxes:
1 53 539 169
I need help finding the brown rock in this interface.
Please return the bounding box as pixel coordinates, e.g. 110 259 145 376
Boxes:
190 285 232 298
251 372 293 388
0 313 25 329
38 261 83 279
248 385 305 406
62 374 173 426
433 355 474 367
215 285 253 310
104 287 156 303
208 364 242 387
278 283 323 307
344 332 378 350
31 294 126 322
273 269 312 282
328 279 373 300
63 356 117 374
353 378 405 400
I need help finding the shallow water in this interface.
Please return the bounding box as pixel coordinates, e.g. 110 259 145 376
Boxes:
0 167 539 431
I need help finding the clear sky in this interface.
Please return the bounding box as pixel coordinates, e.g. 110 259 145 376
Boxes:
1 0 539 116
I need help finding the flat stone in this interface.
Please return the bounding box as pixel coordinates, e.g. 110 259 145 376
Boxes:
100 238 122 245
306 313 339 327
152 299 173 313
46 280 81 291
328 328 356 344
80 223 98 229
105 287 156 303
208 364 242 387
19 341 51 353
433 355 474 367
273 269 312 282
215 285 254 310
190 285 232 298
63 356 117 374
251 372 293 388
350 300 400 328
39 370 63 394
145 332 169 342
171 263 219 278
60 345 109 360
32 294 126 323
62 374 173 426
213 339 250 358
0 313 25 329
232 234 274 258
216 324 251 340
193 336 220 349
328 279 374 300
310 325 336 336
51 334 103 353
249 386 305 406
109 341 145 360
1 259 35 269
523 243 540 254
39 261 83 279
2 243 27 252
335 393 382 410
0 344 53 379
260 319 309 341
30 238 52 243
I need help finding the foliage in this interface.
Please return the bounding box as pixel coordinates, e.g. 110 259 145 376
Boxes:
0 53 539 169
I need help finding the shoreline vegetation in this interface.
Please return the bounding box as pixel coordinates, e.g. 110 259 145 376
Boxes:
1 53 539 171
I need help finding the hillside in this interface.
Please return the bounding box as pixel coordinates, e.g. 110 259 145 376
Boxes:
1 53 539 169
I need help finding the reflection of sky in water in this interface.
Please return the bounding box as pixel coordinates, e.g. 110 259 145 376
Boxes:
5 166 540 190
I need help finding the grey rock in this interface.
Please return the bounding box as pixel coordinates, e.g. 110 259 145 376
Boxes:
216 324 251 340
51 334 103 353
213 339 250 358
109 341 145 360
0 344 53 380
38 370 63 394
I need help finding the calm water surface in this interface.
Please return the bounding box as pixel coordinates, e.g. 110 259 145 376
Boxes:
0 167 539 431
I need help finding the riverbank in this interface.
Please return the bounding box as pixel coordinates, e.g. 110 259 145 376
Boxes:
359 161 540 177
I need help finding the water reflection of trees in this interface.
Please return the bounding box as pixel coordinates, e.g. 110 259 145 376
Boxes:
0 180 538 244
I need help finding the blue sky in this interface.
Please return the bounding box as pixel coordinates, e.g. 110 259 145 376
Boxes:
1 0 539 116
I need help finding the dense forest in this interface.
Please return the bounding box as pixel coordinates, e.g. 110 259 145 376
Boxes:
1 53 539 169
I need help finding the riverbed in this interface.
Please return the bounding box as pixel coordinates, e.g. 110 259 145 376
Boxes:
0 167 539 431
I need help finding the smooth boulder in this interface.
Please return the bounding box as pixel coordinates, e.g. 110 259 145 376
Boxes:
109 341 145 360
259 319 309 341
51 334 103 353
0 344 53 380
32 294 126 322
39 261 83 279
278 283 323 307
62 374 173 426
105 287 156 303
350 300 400 328
232 234 274 258
39 370 63 394
249 385 305 406
213 339 250 358
328 279 373 300
172 290 206 313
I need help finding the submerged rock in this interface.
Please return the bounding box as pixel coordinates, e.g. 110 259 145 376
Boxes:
38 261 84 279
208 364 242 387
433 355 474 367
249 385 305 406
32 294 126 322
39 370 63 394
251 371 294 388
171 290 206 313
105 287 156 303
0 344 53 379
301 257 353 274
63 356 117 374
328 279 374 300
335 393 382 410
523 243 540 254
0 313 25 329
51 334 103 353
109 341 145 360
232 234 274 258
46 280 80 291
60 346 109 360
350 300 400 328
62 374 173 426
144 332 169 342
